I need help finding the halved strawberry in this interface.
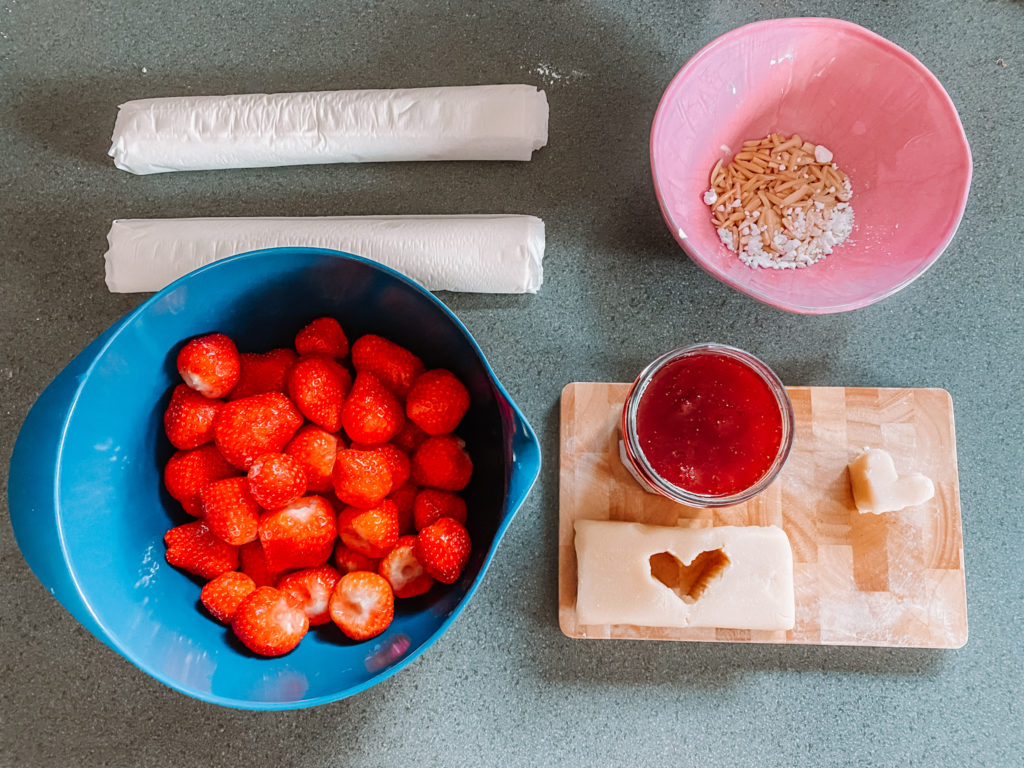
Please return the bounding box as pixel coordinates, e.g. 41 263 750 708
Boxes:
340 371 405 445
334 542 381 574
258 496 337 572
413 488 468 531
164 444 240 517
229 348 297 401
163 384 223 450
329 571 394 641
415 517 471 585
277 565 342 626
379 535 435 598
295 317 349 359
351 334 425 397
201 476 261 545
406 369 471 435
214 391 303 470
239 539 284 587
231 586 309 656
336 500 400 559
392 420 429 454
286 355 351 432
284 425 340 492
332 448 393 508
164 520 239 579
247 452 307 510
387 482 419 535
177 333 240 399
411 435 473 491
200 571 256 623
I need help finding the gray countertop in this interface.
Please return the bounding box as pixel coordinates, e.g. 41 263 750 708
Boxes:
1 1 1022 765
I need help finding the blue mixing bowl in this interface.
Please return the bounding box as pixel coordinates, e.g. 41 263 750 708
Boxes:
8 247 541 709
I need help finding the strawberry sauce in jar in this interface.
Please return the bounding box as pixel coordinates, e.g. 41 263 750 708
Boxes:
621 344 794 507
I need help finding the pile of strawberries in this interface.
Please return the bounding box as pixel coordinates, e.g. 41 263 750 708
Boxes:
160 318 474 656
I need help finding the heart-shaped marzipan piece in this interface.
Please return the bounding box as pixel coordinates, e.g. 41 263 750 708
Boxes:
848 448 934 515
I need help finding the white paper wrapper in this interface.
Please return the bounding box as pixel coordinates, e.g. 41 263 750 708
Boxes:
109 85 549 174
103 215 545 294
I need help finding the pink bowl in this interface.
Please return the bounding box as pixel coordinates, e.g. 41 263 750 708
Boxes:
650 18 972 314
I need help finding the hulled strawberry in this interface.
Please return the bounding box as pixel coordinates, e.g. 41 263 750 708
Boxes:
295 317 348 359
379 535 434 598
258 496 337 572
214 391 303 470
247 452 307 510
164 520 239 579
284 425 340 492
201 476 261 546
352 443 411 490
350 334 424 397
415 517 471 585
232 586 309 657
329 571 394 641
239 539 284 587
411 435 473 491
277 565 342 626
336 500 400 559
164 444 240 517
405 369 470 435
200 571 256 623
387 482 419 535
286 355 351 432
334 542 381 574
229 348 297 400
177 333 240 399
413 488 468 531
340 371 405 445
391 420 429 454
332 448 393 508
163 384 223 449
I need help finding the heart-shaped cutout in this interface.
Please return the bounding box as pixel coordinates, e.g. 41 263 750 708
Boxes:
848 448 935 514
649 548 730 604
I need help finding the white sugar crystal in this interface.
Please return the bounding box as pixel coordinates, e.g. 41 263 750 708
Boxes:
814 145 834 163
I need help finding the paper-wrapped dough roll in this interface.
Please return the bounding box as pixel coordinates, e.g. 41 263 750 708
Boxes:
109 85 549 174
103 215 545 294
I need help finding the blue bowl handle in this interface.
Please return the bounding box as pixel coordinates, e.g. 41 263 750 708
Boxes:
503 401 541 522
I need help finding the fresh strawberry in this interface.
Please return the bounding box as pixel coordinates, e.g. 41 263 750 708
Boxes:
329 571 394 641
379 535 434 598
286 355 351 432
177 333 240 399
405 369 471 435
163 384 223 450
258 496 337 572
336 501 400 559
247 452 307 509
164 444 239 517
351 443 411 490
284 425 340 492
334 542 381 574
200 476 261 545
413 488 468 531
411 435 473 491
200 571 256 623
332 448 393 508
163 520 239 579
295 317 348 359
350 334 424 397
392 420 429 454
415 517 471 584
387 482 419 535
214 391 303 470
239 539 284 587
229 348 297 400
277 565 342 626
340 371 405 445
231 586 309 657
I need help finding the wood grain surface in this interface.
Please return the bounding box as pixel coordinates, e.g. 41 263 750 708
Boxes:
558 383 967 648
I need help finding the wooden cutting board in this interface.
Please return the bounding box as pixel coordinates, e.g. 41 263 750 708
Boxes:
558 383 967 648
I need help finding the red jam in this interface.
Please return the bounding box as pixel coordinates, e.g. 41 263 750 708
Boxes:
634 351 783 497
